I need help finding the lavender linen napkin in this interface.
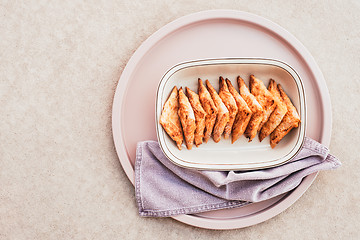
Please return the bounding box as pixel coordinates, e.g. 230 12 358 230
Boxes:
135 137 341 217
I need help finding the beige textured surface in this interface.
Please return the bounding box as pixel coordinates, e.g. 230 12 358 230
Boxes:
1 0 359 239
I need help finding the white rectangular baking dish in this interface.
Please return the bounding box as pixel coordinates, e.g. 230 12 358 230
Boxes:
155 58 306 170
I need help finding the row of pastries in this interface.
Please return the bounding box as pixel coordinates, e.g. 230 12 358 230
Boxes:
159 75 300 150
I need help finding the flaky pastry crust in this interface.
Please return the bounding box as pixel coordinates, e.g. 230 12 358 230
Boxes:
237 76 263 142
226 79 252 143
249 75 277 133
198 78 218 143
270 84 301 148
206 80 229 143
218 77 238 139
259 79 288 142
159 86 183 150
178 87 197 150
186 87 207 147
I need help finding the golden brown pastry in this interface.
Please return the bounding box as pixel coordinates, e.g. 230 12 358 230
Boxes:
259 79 288 142
249 75 277 133
218 77 238 139
237 76 264 142
186 87 207 147
198 78 218 143
226 79 252 143
159 86 183 150
270 84 301 148
178 87 197 150
205 80 229 143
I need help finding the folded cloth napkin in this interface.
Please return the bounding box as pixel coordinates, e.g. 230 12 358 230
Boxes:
135 137 341 217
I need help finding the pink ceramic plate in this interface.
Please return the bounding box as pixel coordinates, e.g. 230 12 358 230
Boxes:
112 10 332 229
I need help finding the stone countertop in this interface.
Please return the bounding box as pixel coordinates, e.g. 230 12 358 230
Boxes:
1 1 359 239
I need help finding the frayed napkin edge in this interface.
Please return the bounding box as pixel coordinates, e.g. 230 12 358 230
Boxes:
138 200 249 217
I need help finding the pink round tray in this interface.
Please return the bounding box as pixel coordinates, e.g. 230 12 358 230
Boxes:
112 10 332 229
